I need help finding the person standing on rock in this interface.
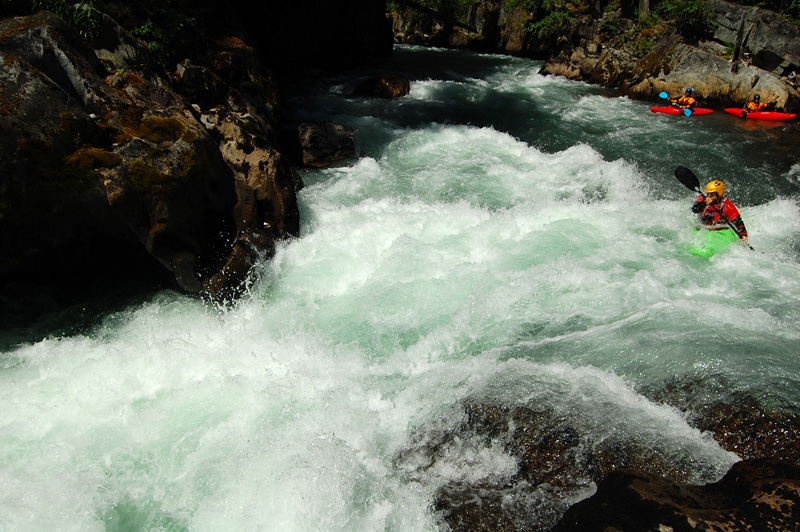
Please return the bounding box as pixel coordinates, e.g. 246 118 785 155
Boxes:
671 88 696 111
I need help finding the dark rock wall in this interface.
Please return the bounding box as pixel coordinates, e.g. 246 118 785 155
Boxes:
0 1 392 306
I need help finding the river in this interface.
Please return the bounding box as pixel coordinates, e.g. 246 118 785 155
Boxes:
1 44 799 531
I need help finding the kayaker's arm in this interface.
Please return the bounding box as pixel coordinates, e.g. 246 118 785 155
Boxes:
707 202 749 241
728 214 748 241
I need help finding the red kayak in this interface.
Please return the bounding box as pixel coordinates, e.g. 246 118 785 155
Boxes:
649 107 714 116
723 108 797 121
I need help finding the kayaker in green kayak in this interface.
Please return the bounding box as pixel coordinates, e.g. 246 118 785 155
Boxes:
691 180 748 242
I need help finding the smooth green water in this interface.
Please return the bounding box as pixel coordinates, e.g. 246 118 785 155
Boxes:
2 45 799 531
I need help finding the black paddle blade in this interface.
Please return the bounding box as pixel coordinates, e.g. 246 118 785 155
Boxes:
674 165 701 192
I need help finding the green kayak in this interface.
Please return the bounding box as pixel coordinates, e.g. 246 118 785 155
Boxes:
687 229 739 257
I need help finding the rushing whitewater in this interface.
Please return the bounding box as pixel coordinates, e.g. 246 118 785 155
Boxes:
2 45 800 531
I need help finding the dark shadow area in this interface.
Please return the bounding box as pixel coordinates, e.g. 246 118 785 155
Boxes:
0 239 173 350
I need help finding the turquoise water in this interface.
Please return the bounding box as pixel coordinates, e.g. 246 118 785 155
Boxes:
2 45 800 531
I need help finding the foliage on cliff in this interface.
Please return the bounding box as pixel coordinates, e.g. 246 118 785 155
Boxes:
31 0 98 40
28 0 217 63
395 0 796 48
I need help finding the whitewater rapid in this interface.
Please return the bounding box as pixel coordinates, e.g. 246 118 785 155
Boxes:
2 45 800 531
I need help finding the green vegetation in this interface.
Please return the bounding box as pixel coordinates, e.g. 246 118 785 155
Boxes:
599 17 621 36
95 0 218 63
630 35 656 56
506 0 581 45
30 0 214 63
30 0 98 42
722 41 735 60
388 0 476 20
529 6 576 44
652 0 714 42
736 0 800 24
123 2 202 61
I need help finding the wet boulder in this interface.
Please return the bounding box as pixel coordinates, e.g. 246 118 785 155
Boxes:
402 400 702 532
296 120 355 168
353 74 411 98
552 458 800 531
0 11 301 300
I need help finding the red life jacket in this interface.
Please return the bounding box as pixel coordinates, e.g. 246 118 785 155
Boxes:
693 196 747 237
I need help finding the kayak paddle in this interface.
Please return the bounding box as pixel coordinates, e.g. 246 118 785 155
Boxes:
674 165 754 250
675 165 701 193
741 74 760 116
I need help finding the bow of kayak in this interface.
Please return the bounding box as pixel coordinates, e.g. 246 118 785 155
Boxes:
686 229 739 257
723 108 797 121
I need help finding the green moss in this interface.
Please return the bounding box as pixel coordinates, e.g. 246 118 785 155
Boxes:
179 144 212 182
722 41 735 60
127 159 168 192
135 116 187 144
120 114 191 146
64 147 122 170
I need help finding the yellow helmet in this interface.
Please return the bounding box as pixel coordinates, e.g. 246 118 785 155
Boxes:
705 180 725 196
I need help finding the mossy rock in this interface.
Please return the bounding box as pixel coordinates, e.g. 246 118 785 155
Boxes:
65 147 123 170
127 159 169 192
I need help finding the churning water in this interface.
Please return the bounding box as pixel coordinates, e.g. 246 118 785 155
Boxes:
2 45 800 531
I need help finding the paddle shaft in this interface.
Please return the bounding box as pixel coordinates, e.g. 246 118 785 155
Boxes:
741 75 760 112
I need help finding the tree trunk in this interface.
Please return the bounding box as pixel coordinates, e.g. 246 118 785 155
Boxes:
639 0 650 21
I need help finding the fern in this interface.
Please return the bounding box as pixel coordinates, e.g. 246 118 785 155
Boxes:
31 0 99 42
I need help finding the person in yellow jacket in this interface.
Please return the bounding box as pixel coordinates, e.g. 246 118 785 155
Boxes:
671 88 696 110
744 94 768 113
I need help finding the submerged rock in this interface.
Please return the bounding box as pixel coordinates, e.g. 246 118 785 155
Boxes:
405 400 705 531
352 74 411 98
297 121 355 168
412 393 800 532
553 458 800 531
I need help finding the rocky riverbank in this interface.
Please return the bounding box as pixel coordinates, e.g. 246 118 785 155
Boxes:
391 0 800 113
